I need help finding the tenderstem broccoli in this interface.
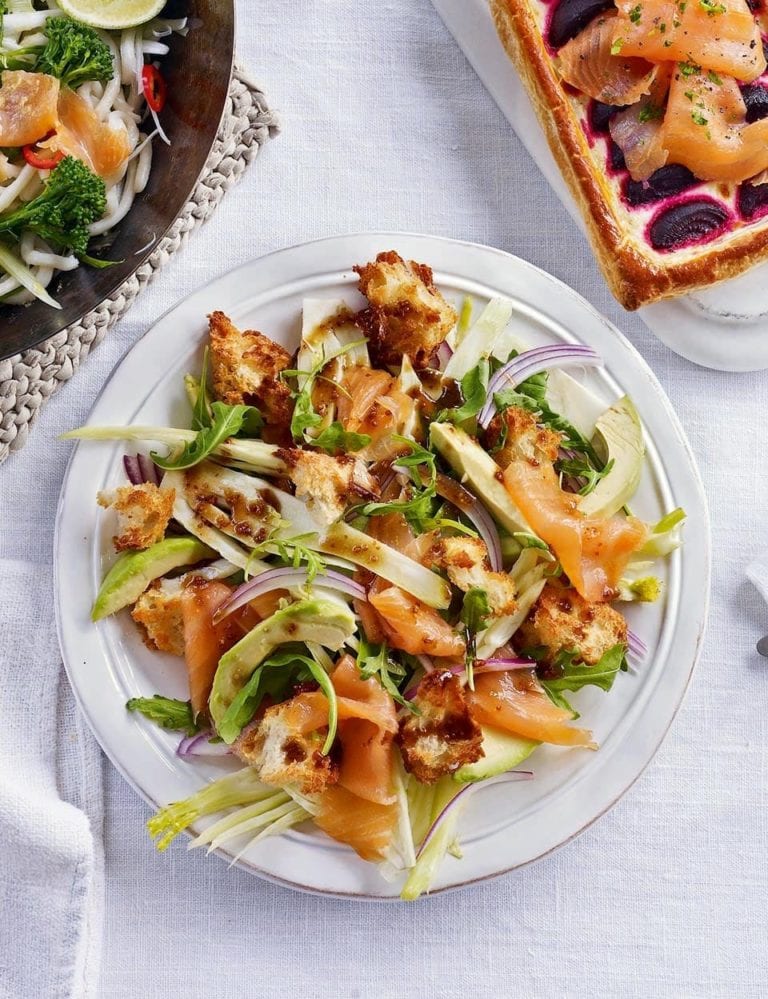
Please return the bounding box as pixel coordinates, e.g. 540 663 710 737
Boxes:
36 16 114 89
0 156 106 256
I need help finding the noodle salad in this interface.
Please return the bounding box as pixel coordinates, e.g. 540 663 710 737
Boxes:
0 1 187 309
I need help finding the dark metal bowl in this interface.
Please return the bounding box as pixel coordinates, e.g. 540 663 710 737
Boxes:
0 0 235 360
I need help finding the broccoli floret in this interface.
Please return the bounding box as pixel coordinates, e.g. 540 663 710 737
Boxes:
0 156 106 256
36 16 114 89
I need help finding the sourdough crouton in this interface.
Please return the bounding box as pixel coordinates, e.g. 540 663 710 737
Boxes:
398 672 483 783
131 579 185 656
278 449 379 525
354 251 457 367
208 311 293 427
97 482 175 552
518 584 628 665
490 406 562 469
233 700 340 795
430 536 517 617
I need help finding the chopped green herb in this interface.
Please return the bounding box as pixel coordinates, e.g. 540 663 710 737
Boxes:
707 69 723 84
679 61 701 76
629 4 642 22
691 110 708 126
460 588 490 690
610 36 625 55
152 401 263 471
638 103 664 122
699 0 726 14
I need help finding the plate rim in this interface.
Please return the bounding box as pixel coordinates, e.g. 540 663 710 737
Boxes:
54 231 712 900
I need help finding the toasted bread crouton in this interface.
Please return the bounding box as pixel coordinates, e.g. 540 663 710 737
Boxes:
430 536 517 617
97 482 175 552
131 579 185 656
234 701 340 795
398 672 483 783
354 251 457 367
518 584 627 665
278 449 379 526
490 406 562 469
208 311 293 427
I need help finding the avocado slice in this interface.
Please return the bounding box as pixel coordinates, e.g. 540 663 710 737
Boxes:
429 422 533 536
453 726 538 783
210 596 356 742
91 536 214 621
578 396 644 519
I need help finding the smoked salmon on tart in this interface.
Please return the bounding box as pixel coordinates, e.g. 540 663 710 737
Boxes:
69 252 685 897
491 0 768 308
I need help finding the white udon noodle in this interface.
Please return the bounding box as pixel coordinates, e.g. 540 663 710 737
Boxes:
0 3 187 306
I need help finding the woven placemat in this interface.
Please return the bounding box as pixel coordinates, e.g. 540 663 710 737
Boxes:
0 66 279 465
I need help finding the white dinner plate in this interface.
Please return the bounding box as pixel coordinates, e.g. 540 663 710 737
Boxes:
55 233 710 899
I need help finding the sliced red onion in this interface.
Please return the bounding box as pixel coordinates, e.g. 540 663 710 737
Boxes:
416 769 535 858
436 341 453 371
478 345 603 429
416 654 435 673
213 566 367 623
177 731 232 758
477 657 536 672
434 474 502 571
627 630 646 661
124 452 161 486
123 454 142 484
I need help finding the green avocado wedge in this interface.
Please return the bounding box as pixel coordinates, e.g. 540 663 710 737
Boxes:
429 422 534 536
210 597 356 744
453 725 539 783
578 396 644 519
91 537 214 621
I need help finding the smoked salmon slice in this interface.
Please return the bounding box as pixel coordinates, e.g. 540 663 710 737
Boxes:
284 656 398 805
558 12 658 105
613 0 766 82
608 64 674 180
44 88 131 181
181 579 261 718
370 586 467 657
502 459 647 602
313 785 399 861
0 71 59 147
468 670 597 748
661 70 768 182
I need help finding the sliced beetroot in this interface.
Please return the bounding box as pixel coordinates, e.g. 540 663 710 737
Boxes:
741 83 768 123
738 181 768 220
648 198 729 250
547 0 613 48
589 100 621 134
623 165 698 207
609 140 627 173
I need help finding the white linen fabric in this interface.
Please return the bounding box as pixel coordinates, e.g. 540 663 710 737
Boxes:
1 1 766 997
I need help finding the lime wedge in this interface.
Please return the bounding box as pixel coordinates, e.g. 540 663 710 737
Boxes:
56 0 167 29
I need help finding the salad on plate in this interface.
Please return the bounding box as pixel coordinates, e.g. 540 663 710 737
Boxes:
66 251 685 899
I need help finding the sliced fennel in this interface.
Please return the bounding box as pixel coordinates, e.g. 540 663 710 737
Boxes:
640 508 686 557
476 573 547 659
443 297 514 381
0 243 61 309
320 522 451 609
61 425 284 474
378 758 418 881
188 792 309 859
147 767 279 851
401 776 465 901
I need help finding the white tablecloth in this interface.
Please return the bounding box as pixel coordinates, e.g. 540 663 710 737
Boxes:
1 1 767 996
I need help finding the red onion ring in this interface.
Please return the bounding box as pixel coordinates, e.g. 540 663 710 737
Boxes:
213 566 367 623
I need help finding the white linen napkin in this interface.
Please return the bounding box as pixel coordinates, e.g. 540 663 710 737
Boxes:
0 559 103 999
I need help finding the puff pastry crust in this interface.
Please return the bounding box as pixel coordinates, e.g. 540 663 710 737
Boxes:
491 0 768 309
